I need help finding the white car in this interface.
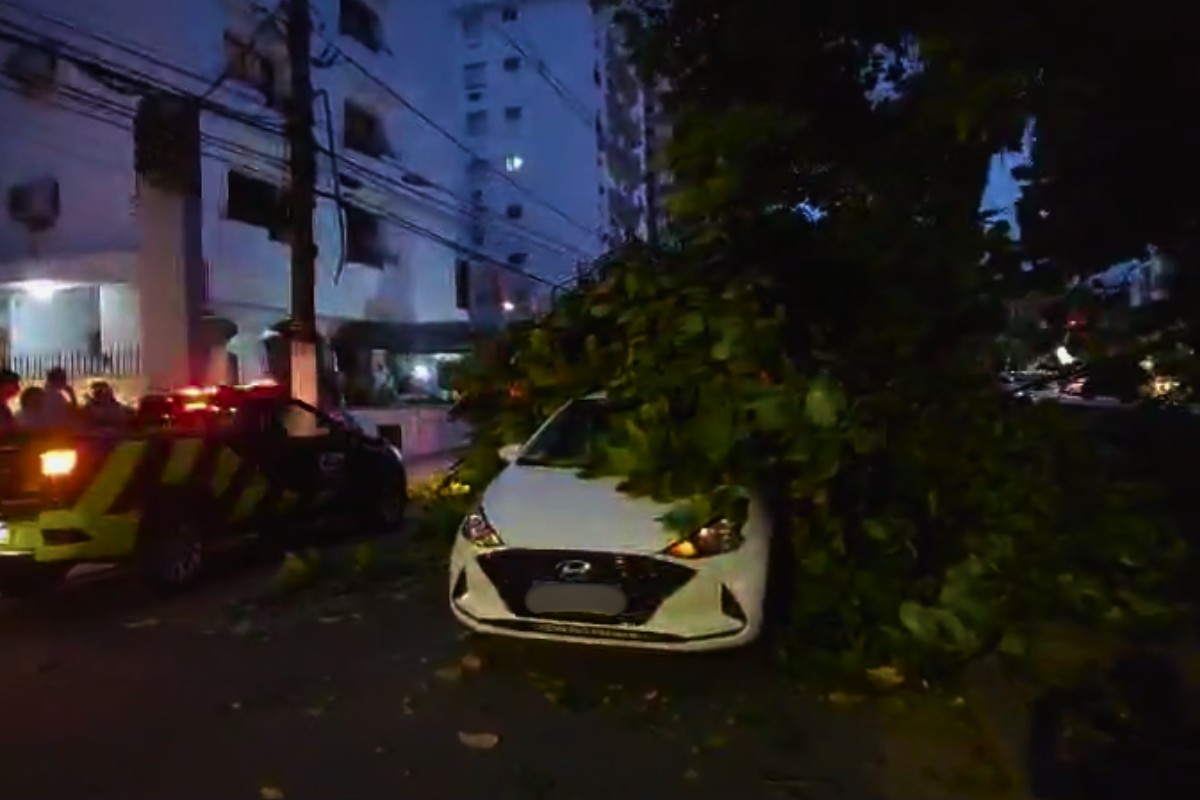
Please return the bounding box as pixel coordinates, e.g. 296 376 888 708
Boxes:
448 394 774 652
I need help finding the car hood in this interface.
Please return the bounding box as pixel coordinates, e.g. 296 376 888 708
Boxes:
480 464 673 554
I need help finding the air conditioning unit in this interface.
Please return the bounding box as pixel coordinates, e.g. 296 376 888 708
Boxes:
7 176 60 232
2 42 58 95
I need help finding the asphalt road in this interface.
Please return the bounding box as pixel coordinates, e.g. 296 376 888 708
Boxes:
0 538 887 800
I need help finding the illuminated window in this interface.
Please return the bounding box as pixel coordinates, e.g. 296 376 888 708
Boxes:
504 154 523 172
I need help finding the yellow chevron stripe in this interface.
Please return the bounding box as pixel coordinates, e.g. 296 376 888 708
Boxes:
162 438 202 485
76 440 146 514
212 448 240 497
231 475 268 520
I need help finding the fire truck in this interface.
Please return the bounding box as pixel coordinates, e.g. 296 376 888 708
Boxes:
0 381 407 596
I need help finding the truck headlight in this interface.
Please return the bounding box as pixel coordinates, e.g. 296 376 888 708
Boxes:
40 449 78 478
664 519 744 558
460 509 503 549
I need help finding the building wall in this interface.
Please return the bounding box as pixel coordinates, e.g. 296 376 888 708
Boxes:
98 283 139 346
0 0 472 358
0 0 627 368
7 285 99 355
453 0 612 321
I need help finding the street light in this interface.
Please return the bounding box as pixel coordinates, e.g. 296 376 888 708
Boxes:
501 300 515 313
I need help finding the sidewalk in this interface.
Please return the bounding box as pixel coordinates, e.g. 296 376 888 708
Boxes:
404 448 466 484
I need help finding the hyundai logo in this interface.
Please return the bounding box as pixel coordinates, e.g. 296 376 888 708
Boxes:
555 559 592 581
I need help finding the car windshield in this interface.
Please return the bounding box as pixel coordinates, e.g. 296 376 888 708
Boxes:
517 398 609 468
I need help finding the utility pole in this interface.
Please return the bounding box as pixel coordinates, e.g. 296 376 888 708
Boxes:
285 0 320 417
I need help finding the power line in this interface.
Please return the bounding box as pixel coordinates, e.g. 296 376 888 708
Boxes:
0 8 588 288
327 188 558 288
490 23 596 134
0 77 557 291
201 3 286 100
0 19 583 266
315 31 602 240
0 8 594 262
0 0 265 103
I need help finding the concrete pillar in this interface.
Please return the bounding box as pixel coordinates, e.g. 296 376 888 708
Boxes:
134 96 205 392
199 314 238 385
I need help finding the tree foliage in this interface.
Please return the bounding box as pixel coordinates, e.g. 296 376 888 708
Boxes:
450 0 1188 689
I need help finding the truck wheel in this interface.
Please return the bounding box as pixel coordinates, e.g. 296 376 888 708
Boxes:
0 564 69 598
140 516 206 592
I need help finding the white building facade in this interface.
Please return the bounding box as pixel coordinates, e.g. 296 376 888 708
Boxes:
0 0 650 392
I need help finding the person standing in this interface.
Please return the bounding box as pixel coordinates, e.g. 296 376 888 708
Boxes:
42 367 77 427
0 369 19 435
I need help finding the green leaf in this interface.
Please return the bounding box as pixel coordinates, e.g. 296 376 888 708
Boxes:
997 632 1026 657
658 495 714 532
863 519 889 542
681 312 705 336
589 304 613 318
898 602 976 652
747 393 791 431
599 445 639 475
804 375 843 428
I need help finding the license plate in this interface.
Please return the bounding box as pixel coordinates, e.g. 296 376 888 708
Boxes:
525 582 627 616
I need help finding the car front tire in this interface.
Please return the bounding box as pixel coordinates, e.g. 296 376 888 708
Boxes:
139 515 206 593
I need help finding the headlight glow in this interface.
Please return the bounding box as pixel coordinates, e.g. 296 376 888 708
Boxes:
664 518 743 559
40 449 78 478
461 509 503 548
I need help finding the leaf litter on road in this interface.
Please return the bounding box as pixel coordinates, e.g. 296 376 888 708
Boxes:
260 786 285 800
123 617 160 629
457 731 501 750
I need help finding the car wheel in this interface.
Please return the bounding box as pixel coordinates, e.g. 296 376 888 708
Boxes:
0 563 69 598
372 485 408 532
140 516 206 592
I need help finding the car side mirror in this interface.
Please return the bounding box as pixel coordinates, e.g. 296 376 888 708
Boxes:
498 443 522 463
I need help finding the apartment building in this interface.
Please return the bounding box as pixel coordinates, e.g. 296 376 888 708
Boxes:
0 0 653 392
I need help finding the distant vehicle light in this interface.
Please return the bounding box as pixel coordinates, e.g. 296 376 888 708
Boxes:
40 448 78 477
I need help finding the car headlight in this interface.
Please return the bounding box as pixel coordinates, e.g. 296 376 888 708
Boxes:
460 508 504 549
664 518 743 559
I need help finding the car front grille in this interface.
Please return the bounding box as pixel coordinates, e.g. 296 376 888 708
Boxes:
476 549 694 626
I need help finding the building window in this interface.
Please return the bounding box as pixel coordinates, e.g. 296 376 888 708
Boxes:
466 110 488 137
504 106 523 122
343 101 390 157
223 33 276 104
470 189 484 205
468 157 489 178
470 226 485 246
593 63 601 86
225 170 281 230
503 56 521 72
507 252 528 266
339 0 382 52
504 154 523 172
463 62 486 89
344 204 386 268
505 203 523 219
462 12 483 45
501 6 518 22
467 90 483 103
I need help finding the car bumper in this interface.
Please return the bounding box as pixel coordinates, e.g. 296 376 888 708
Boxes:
448 541 766 653
0 511 136 564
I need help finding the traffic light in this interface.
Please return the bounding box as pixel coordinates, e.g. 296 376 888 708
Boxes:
134 94 201 196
